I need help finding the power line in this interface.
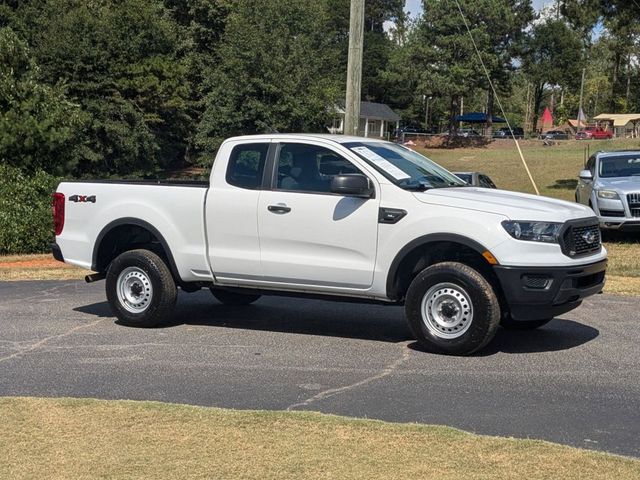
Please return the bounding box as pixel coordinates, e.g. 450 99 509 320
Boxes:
453 0 540 195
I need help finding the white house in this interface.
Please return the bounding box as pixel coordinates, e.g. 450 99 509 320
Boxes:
329 101 401 138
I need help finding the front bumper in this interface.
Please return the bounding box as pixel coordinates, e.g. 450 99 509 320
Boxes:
493 259 607 321
599 218 640 231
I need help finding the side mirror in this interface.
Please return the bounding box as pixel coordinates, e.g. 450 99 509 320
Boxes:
579 169 593 181
330 174 374 198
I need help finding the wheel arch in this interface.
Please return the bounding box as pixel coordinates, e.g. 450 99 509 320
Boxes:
92 218 181 281
385 233 502 302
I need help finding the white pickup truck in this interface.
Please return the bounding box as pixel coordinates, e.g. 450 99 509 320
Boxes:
52 134 607 355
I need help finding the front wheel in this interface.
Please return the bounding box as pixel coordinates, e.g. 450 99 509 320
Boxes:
106 249 177 327
405 262 500 356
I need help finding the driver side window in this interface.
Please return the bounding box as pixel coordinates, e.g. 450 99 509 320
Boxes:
276 143 362 193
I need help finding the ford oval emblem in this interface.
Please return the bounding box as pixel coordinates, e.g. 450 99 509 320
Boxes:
582 230 597 245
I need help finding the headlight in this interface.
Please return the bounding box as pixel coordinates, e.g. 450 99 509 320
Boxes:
502 221 562 243
596 190 619 199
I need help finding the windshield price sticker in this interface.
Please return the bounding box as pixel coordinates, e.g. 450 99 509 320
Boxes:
351 147 411 180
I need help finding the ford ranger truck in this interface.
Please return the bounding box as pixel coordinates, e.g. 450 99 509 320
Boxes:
52 134 607 355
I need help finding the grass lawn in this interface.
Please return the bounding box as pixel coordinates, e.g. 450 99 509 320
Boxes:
418 137 640 201
1 397 639 480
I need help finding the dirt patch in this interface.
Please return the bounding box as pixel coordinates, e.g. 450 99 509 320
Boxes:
0 258 74 269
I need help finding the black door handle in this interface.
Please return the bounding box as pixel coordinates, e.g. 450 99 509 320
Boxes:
267 204 291 214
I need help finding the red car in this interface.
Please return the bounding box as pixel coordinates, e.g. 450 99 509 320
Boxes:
575 127 613 140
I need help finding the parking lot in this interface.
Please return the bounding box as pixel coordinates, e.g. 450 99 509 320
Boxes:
1 280 639 458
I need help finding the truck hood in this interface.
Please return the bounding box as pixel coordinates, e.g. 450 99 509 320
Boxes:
413 187 594 222
595 177 640 193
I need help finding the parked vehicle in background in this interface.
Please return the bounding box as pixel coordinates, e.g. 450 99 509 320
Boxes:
453 172 497 188
575 127 613 140
541 130 569 140
575 150 640 231
493 127 525 139
456 128 480 137
52 134 607 356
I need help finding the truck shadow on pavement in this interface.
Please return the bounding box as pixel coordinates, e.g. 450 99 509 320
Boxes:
75 294 599 354
409 318 599 355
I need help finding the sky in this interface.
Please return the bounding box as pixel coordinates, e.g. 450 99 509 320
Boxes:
404 0 551 18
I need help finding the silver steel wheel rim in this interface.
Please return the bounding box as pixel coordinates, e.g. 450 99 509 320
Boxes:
420 282 473 339
116 267 153 314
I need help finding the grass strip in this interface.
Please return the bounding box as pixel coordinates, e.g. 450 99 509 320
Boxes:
1 397 639 480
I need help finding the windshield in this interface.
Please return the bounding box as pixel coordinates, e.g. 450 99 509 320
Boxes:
344 142 466 190
599 154 640 178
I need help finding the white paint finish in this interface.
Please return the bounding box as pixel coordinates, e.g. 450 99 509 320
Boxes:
258 190 380 288
55 183 209 282
205 139 269 280
55 134 607 301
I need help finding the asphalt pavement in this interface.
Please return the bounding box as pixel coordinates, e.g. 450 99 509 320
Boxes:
1 280 639 457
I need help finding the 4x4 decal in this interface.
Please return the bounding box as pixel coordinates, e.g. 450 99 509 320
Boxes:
69 195 96 203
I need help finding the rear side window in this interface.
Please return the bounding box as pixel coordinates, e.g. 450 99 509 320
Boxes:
226 143 269 189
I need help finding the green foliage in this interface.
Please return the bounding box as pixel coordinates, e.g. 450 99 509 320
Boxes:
196 0 342 158
412 0 533 131
12 0 192 176
0 27 85 175
0 165 61 254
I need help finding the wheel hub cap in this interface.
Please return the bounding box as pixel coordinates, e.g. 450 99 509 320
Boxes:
420 282 473 339
116 267 153 314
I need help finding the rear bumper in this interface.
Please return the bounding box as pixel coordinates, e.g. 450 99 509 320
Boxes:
493 259 607 321
51 242 64 263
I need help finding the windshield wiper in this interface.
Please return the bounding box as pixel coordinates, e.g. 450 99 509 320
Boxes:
401 179 433 191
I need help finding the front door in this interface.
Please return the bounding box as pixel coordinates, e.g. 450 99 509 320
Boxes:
577 155 596 205
257 141 379 289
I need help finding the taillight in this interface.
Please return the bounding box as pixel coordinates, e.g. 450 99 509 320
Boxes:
52 192 65 236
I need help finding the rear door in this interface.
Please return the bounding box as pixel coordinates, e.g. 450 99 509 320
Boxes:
206 140 273 282
257 140 380 289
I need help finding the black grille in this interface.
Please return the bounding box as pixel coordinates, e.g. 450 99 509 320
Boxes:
628 193 640 218
561 221 601 257
523 274 550 289
599 209 625 217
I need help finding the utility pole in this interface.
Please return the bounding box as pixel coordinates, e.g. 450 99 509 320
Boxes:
344 0 365 136
577 66 586 130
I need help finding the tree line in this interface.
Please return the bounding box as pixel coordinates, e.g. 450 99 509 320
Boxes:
0 0 638 178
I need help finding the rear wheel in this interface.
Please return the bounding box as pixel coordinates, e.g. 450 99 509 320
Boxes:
210 288 261 306
405 262 500 356
500 315 552 330
106 249 177 327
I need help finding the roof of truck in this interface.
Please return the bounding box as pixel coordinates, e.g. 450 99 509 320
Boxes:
224 133 390 144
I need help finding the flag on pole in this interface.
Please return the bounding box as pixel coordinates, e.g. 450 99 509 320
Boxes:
577 107 586 127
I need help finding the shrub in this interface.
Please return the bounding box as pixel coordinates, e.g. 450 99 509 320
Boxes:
0 164 61 254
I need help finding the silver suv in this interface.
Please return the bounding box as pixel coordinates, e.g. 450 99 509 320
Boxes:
576 150 640 231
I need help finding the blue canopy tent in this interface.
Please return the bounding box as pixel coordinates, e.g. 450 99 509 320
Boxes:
454 112 506 123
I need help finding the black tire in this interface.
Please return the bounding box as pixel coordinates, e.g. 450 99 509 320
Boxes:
210 288 261 306
500 315 552 330
106 249 177 327
405 262 500 356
